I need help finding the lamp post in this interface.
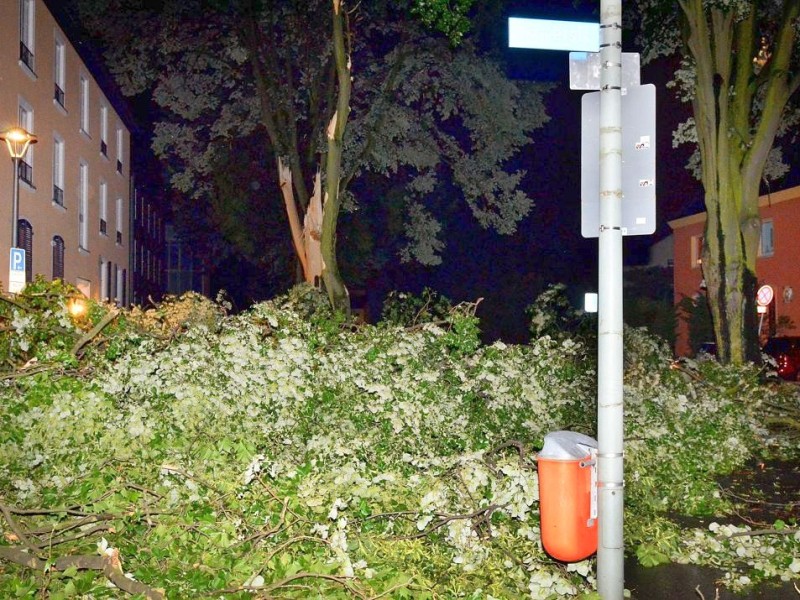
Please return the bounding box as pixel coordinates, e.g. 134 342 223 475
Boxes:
0 127 38 249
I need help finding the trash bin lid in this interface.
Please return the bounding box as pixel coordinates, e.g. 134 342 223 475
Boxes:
539 431 597 460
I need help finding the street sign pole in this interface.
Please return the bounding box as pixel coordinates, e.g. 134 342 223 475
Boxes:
596 0 625 597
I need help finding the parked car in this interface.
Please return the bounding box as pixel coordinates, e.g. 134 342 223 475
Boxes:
762 336 800 381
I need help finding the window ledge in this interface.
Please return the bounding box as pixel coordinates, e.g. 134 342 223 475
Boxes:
78 246 90 256
51 201 66 212
19 61 37 81
53 99 67 115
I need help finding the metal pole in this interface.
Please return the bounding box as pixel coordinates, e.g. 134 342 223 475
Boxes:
597 0 624 597
11 156 19 249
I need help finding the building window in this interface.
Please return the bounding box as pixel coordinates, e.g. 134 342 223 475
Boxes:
52 235 65 280
116 127 124 173
691 235 704 268
79 162 89 250
99 258 109 301
17 219 33 283
19 0 35 73
17 102 34 185
53 136 64 206
79 75 90 134
99 180 108 235
100 105 108 156
115 265 124 305
54 37 66 107
116 197 123 244
759 220 774 257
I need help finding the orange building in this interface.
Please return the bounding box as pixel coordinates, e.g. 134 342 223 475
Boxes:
0 0 130 302
669 185 800 356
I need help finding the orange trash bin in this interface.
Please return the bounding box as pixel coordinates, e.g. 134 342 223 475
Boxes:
537 431 598 562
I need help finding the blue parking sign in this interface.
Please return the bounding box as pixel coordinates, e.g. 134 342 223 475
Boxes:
9 247 26 293
10 248 25 272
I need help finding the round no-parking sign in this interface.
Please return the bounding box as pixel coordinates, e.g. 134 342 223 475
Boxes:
757 285 774 306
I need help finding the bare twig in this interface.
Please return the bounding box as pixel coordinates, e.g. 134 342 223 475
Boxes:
694 585 720 599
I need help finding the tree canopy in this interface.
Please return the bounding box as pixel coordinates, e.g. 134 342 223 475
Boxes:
76 0 549 310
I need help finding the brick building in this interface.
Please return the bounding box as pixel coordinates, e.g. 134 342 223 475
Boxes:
669 184 800 355
0 0 131 302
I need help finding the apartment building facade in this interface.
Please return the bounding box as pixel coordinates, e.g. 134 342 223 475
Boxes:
0 0 130 303
130 178 167 306
669 184 800 355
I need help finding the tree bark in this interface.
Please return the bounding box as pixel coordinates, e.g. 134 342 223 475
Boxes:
320 0 353 314
680 0 800 364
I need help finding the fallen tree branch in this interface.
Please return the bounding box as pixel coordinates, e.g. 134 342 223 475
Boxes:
484 440 530 472
71 309 119 357
0 545 165 599
398 503 504 540
0 504 38 552
723 527 800 539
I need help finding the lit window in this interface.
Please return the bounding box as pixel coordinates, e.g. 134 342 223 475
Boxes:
759 220 774 257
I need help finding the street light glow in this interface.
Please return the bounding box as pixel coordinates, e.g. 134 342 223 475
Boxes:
2 126 38 253
0 126 37 159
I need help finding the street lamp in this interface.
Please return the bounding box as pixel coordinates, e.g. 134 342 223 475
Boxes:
0 127 38 249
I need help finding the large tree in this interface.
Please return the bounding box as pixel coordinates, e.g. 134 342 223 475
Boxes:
75 0 548 312
633 1 800 364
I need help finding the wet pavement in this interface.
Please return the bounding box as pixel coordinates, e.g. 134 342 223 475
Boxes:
625 559 799 599
626 458 800 599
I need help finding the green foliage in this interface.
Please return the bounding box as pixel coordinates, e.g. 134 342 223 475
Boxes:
0 285 798 597
0 277 92 370
381 288 453 326
526 283 594 343
412 0 475 44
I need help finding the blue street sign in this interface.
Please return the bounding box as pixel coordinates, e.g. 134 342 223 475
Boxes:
10 247 25 272
9 247 26 294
